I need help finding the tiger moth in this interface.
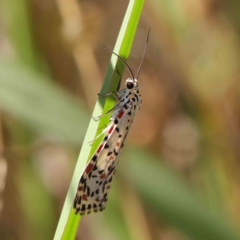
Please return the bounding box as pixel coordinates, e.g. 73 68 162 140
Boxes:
73 30 150 215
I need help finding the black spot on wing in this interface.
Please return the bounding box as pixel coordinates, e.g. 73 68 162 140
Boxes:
108 176 113 182
87 186 90 196
107 151 112 156
114 149 118 156
81 204 86 212
80 177 86 184
134 93 139 102
108 167 115 175
104 136 108 141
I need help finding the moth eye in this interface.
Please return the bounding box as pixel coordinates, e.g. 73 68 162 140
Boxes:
126 81 134 89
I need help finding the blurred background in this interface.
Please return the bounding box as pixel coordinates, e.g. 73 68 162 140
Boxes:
0 0 240 239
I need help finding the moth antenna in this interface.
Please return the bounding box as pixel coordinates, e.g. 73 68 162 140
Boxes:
136 28 151 80
103 46 135 80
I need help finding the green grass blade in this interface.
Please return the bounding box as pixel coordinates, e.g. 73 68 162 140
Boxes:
54 0 145 239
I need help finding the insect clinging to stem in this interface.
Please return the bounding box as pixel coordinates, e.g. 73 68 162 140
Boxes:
73 29 151 215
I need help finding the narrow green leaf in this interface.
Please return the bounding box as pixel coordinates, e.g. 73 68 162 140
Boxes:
54 0 145 239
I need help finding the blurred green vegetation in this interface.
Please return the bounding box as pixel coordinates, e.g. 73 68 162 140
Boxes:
0 0 240 240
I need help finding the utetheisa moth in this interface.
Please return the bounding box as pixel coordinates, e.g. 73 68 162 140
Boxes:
73 29 150 215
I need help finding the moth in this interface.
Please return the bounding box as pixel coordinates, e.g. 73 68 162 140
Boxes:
74 30 150 215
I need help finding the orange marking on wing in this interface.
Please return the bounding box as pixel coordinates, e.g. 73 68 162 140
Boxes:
118 110 124 119
83 195 88 201
108 126 114 134
100 173 106 179
97 145 103 153
86 163 94 174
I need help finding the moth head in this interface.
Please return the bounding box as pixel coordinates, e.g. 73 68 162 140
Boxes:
126 78 138 89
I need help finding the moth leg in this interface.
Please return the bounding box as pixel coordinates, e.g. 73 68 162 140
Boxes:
97 65 122 101
92 100 122 121
88 124 110 145
88 132 103 146
98 92 120 101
